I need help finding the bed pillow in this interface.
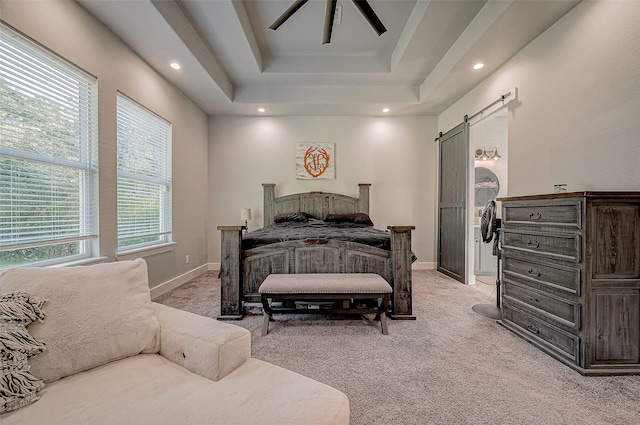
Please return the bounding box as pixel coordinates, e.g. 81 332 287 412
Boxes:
274 211 310 223
324 213 374 226
0 292 47 414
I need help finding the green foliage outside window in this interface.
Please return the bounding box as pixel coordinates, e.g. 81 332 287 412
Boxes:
0 74 88 268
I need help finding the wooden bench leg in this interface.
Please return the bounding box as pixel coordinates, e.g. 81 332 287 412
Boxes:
378 295 390 335
261 294 272 336
260 290 391 335
380 311 389 335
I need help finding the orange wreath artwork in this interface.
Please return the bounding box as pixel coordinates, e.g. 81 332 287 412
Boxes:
303 146 330 178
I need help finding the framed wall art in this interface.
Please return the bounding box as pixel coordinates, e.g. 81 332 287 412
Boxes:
296 143 335 179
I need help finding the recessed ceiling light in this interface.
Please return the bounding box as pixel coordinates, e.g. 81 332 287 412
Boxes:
473 63 484 70
258 108 265 113
382 108 390 113
170 62 181 70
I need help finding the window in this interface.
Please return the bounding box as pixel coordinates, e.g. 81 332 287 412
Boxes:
116 93 172 251
0 24 98 269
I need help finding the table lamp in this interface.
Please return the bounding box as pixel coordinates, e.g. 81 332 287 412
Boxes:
241 208 252 231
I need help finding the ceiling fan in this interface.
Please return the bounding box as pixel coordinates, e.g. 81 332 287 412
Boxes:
269 0 387 45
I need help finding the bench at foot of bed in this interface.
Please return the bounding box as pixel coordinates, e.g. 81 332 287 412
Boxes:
258 273 392 336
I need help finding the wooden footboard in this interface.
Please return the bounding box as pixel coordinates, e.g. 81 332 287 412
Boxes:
217 184 415 320
217 226 415 320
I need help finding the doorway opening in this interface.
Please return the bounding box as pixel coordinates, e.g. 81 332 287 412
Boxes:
468 108 508 296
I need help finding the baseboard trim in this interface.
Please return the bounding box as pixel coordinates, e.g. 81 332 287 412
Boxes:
150 263 210 299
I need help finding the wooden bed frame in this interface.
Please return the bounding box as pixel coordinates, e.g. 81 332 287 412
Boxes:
217 183 415 320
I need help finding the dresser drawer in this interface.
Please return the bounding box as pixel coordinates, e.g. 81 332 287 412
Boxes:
503 255 580 296
503 303 579 362
502 281 580 330
503 202 581 227
502 231 581 262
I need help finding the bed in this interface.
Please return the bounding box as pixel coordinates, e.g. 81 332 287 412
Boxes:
217 184 415 320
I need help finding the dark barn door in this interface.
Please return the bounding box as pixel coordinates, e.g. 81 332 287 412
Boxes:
437 122 469 283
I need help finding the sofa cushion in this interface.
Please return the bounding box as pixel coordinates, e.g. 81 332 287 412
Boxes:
0 292 47 413
153 303 251 381
0 259 160 383
0 354 350 425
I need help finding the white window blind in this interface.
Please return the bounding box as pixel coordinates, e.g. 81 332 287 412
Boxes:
116 94 172 250
0 24 98 268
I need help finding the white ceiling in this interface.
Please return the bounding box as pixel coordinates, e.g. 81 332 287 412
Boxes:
77 0 580 116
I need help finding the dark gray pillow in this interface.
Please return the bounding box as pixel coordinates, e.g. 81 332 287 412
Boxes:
274 211 310 223
324 213 374 226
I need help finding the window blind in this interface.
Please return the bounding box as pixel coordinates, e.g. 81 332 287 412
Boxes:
116 94 172 250
0 24 98 267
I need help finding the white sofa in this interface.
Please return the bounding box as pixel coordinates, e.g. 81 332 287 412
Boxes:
0 259 349 424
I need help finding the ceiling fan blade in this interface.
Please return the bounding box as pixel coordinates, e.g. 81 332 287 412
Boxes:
322 0 338 44
352 0 387 36
269 0 309 30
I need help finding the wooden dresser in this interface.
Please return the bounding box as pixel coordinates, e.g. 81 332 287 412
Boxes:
498 192 640 375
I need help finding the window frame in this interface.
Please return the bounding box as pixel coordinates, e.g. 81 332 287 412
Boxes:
0 22 99 269
115 92 172 255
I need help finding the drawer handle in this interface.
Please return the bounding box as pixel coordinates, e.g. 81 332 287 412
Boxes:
529 212 542 220
528 296 540 303
527 269 541 277
527 241 540 248
526 324 540 335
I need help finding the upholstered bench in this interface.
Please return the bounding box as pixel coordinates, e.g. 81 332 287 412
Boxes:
258 273 392 336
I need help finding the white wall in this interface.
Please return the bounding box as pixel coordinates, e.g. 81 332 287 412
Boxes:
439 0 640 196
208 116 438 267
2 0 210 288
10 0 635 285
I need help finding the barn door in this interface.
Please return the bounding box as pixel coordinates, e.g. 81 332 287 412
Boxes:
437 122 469 283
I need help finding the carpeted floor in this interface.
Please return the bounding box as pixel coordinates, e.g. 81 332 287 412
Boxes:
154 270 640 425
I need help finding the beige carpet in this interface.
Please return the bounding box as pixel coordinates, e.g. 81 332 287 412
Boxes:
154 271 640 425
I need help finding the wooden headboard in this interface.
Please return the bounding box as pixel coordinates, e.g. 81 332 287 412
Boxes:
262 183 371 226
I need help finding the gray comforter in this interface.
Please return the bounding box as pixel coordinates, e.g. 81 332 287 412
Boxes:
242 219 391 251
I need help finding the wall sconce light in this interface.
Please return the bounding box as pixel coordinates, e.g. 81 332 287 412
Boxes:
241 208 252 230
475 147 502 161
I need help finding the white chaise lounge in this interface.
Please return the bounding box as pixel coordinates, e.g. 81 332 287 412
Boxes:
0 259 350 424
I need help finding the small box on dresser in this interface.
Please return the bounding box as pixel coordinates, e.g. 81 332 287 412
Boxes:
498 192 640 375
